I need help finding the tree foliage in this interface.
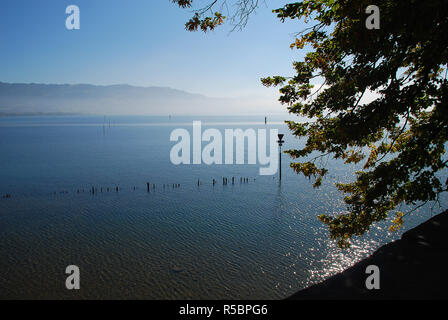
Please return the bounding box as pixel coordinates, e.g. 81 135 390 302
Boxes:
172 0 448 247
171 0 261 31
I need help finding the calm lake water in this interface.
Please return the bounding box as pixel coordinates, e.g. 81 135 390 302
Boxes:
0 115 443 299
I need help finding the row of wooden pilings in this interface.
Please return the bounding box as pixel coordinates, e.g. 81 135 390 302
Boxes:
76 177 254 195
1 177 256 199
80 183 183 195
200 176 252 186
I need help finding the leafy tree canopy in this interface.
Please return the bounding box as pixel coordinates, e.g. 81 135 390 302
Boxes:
172 0 448 247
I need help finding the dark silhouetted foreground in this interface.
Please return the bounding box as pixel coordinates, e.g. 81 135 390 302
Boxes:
289 210 448 300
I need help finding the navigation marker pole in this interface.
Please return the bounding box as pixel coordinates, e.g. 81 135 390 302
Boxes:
277 134 285 181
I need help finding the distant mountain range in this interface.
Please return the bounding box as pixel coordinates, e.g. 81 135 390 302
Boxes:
0 82 282 116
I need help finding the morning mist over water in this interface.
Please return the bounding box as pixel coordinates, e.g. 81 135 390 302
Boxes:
0 82 284 116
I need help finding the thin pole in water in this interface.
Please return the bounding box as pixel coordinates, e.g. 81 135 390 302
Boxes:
277 134 285 181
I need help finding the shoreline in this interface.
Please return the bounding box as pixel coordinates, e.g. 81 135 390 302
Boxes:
288 210 448 299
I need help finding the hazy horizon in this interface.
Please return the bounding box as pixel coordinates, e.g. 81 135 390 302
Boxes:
0 81 291 116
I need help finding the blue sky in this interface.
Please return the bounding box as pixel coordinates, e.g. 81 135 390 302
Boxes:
0 0 308 98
